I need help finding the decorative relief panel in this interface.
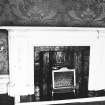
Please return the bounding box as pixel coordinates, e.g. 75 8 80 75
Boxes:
0 30 8 75
0 0 105 26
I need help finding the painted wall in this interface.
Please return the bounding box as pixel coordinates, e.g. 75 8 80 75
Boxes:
0 0 105 26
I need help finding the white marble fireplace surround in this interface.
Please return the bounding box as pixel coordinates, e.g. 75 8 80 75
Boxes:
1 27 105 104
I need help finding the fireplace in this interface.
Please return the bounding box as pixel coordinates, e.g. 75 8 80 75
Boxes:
8 29 105 104
34 46 90 101
52 67 76 95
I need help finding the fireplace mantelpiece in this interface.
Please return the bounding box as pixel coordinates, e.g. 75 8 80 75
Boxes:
7 28 105 104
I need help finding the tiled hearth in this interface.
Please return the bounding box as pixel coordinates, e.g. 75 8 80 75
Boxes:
20 90 105 103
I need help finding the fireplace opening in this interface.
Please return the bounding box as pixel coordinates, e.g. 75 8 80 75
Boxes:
34 46 90 101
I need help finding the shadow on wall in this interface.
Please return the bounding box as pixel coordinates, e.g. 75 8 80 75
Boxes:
0 94 14 105
0 0 105 27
